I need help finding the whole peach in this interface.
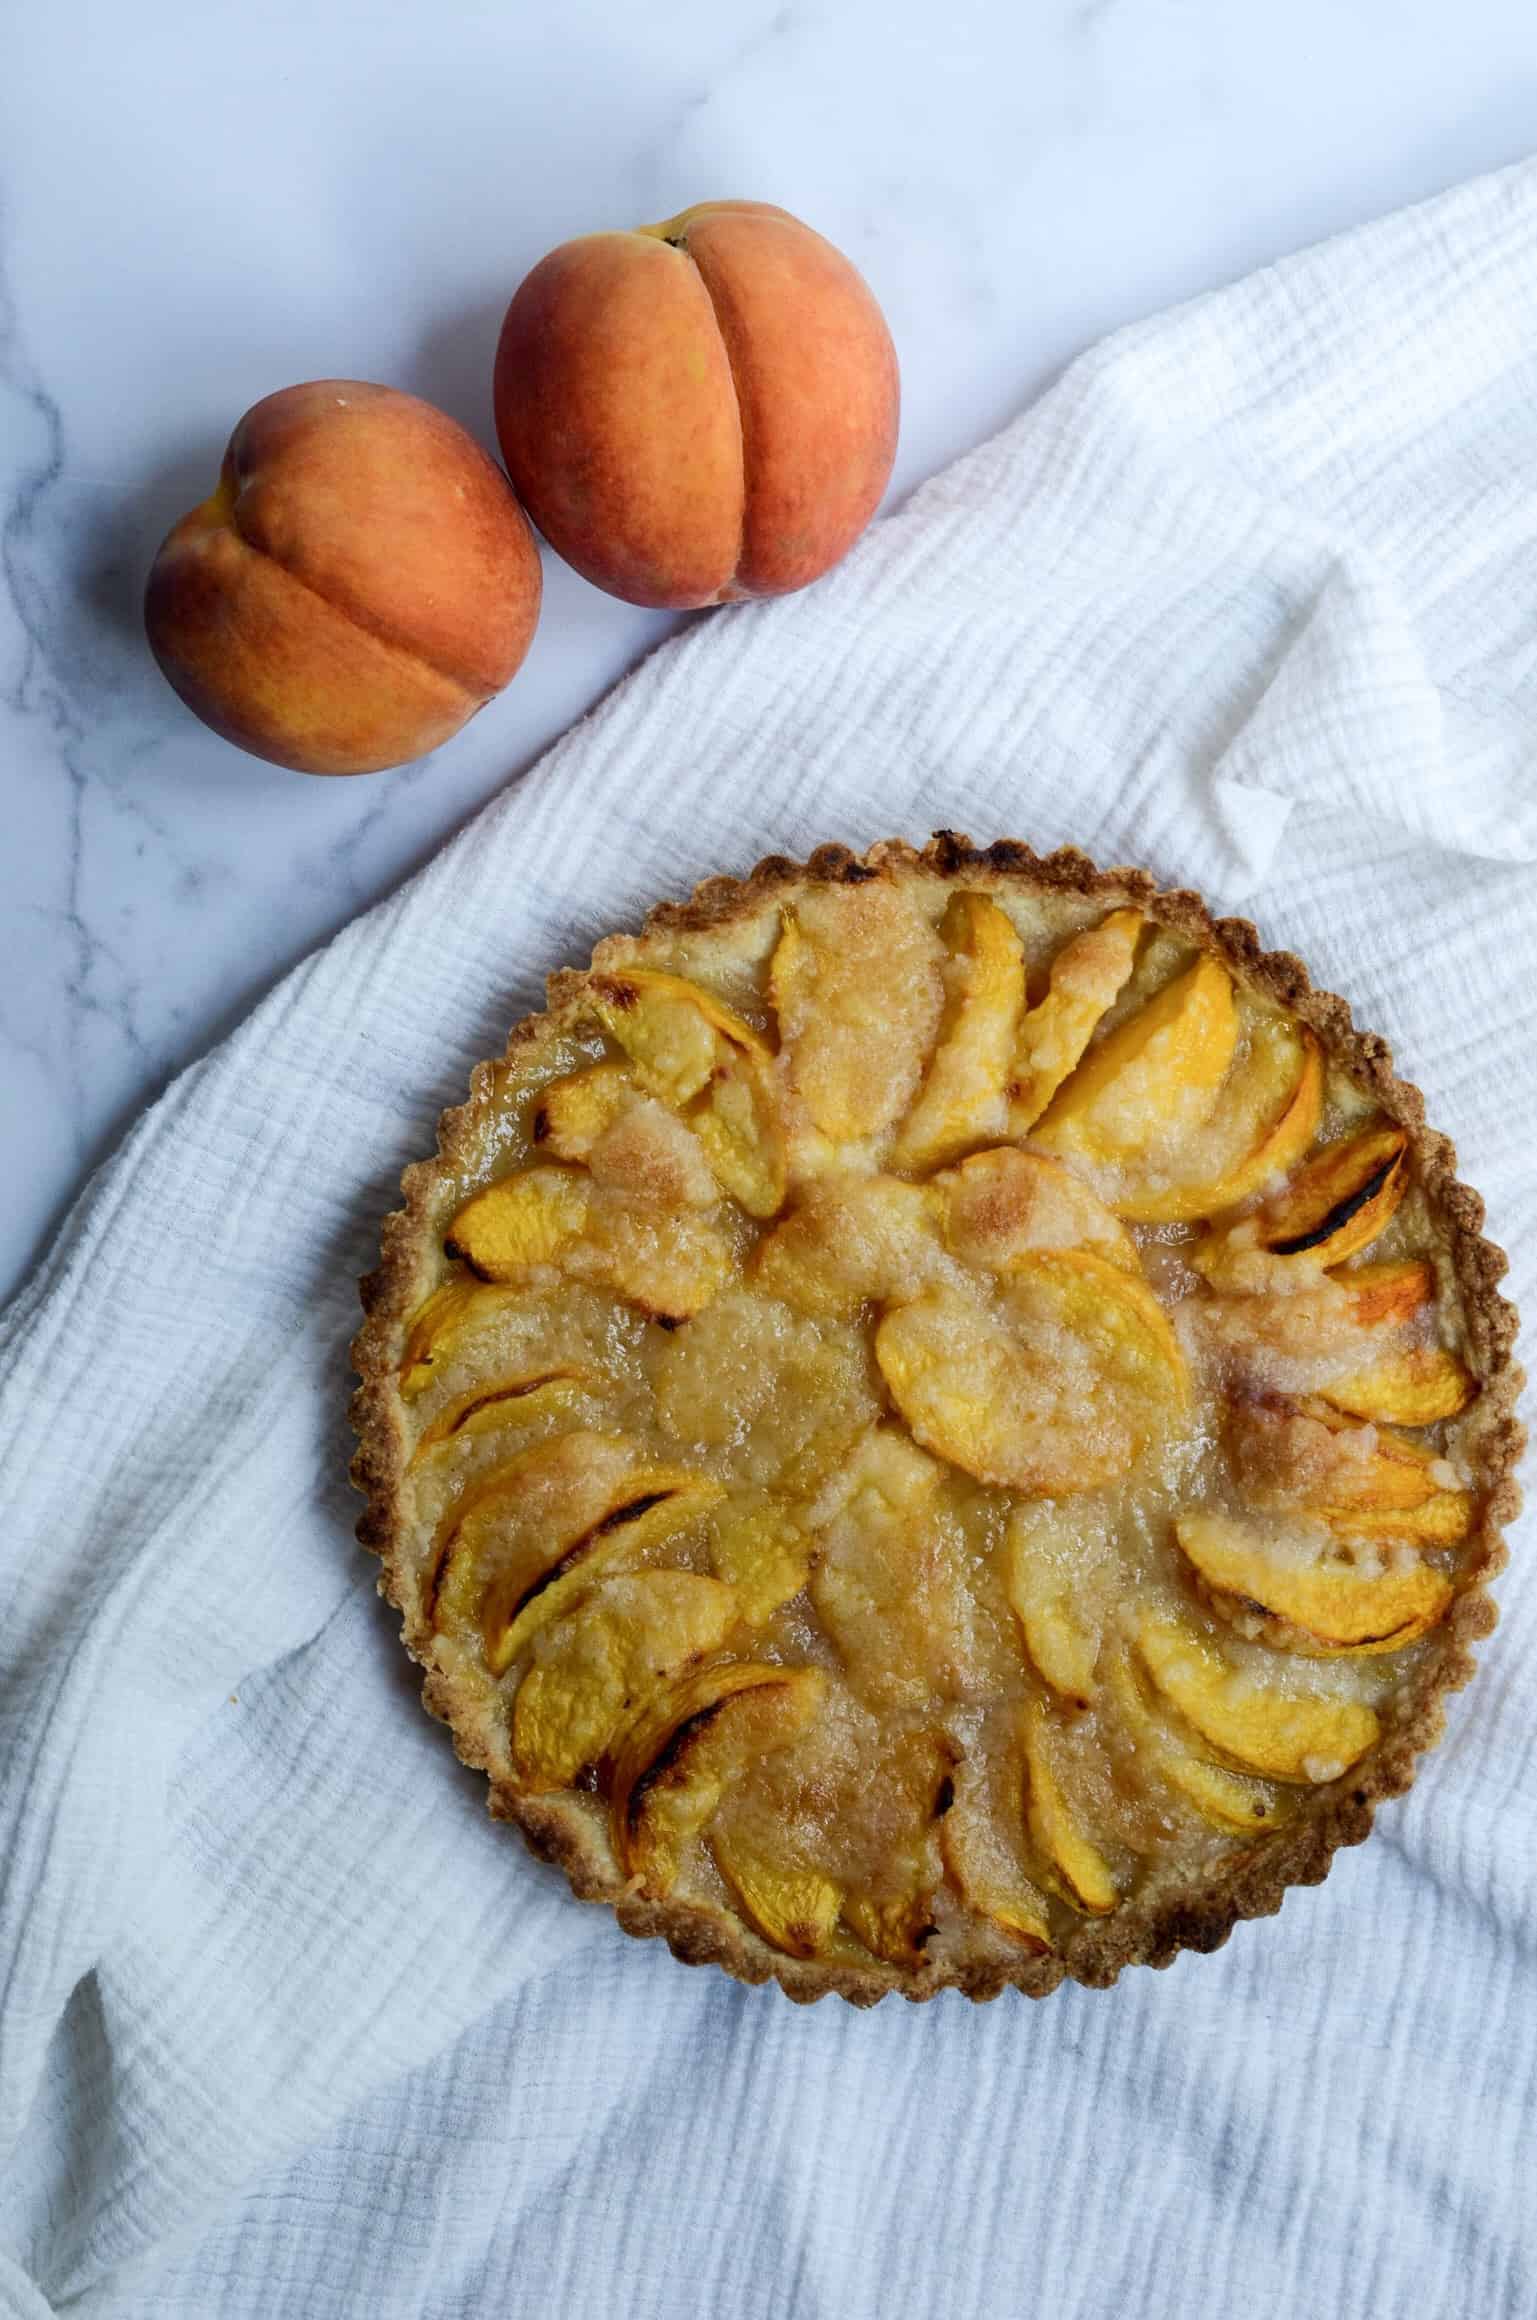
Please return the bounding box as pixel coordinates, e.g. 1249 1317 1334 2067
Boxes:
493 201 898 610
145 381 541 775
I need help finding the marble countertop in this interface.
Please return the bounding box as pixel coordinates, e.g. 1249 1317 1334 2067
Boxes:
3 0 1533 1309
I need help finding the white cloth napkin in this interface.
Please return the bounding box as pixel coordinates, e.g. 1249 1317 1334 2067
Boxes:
3 159 1535 2320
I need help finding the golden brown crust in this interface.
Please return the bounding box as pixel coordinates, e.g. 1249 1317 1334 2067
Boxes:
350 831 1524 2006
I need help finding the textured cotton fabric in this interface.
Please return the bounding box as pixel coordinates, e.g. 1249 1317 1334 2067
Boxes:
2 161 1536 2320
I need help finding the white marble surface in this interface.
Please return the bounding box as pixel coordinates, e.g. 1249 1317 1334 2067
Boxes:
2 0 1533 1309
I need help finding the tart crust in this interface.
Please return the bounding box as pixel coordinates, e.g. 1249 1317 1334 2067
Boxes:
350 833 1524 2005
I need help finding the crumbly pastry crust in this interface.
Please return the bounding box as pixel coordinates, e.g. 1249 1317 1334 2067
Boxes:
350 833 1524 2005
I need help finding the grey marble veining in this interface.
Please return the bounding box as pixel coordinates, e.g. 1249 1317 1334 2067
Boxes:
3 0 1534 1307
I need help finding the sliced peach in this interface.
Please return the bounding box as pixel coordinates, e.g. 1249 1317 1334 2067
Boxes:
584 1094 719 1211
708 1499 815 1625
444 1167 590 1278
1335 1259 1435 1330
889 892 1025 1170
840 1729 958 1966
1019 1699 1117 1914
811 1429 975 1711
937 1146 1138 1276
530 1061 637 1160
587 965 770 1104
1112 1018 1323 1225
710 1824 842 1958
610 1660 825 1896
1017 1249 1190 1391
687 1045 787 1219
1031 953 1237 1178
580 968 784 1217
768 886 943 1146
876 1256 1186 1496
1250 1125 1408 1265
427 1431 724 1675
1318 1344 1474 1428
1325 1494 1472 1548
1004 1505 1105 1706
841 1892 936 1969
1175 1509 1454 1656
1164 1752 1287 1834
408 1365 594 1463
1006 907 1144 1134
447 1142 730 1320
1229 1399 1473 1545
573 1197 731 1323
1102 1649 1287 1834
938 1756 1052 1951
510 1570 738 1789
752 1173 944 1317
1135 1616 1379 1782
399 1278 518 1397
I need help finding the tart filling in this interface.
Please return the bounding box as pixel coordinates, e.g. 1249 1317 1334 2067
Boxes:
352 837 1520 2003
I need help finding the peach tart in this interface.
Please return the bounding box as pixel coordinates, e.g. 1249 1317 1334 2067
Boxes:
351 835 1521 2002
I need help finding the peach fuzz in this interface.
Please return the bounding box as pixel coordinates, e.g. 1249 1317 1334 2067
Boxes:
493 201 899 609
144 381 542 775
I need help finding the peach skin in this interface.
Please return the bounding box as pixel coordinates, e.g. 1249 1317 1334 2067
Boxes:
493 201 899 609
144 381 541 775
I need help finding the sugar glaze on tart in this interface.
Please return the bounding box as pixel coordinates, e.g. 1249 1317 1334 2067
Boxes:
351 836 1522 2003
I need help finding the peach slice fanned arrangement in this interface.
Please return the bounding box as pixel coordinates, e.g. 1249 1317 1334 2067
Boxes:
350 835 1522 2003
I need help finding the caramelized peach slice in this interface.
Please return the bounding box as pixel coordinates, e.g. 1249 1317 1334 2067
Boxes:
841 1729 959 1966
585 1094 720 1211
1335 1259 1435 1330
841 1893 932 1969
1102 1649 1287 1834
1319 1344 1474 1427
1019 1700 1117 1914
1004 1505 1107 1706
1135 1616 1379 1782
1250 1125 1408 1265
875 1256 1186 1496
445 1167 590 1279
582 1199 732 1322
408 1365 594 1464
427 1431 725 1675
1006 907 1144 1134
1162 1752 1285 1835
587 966 769 1104
937 1147 1138 1276
769 885 944 1146
707 1500 815 1625
1229 1399 1473 1545
752 1173 945 1317
687 1045 787 1219
889 892 1025 1170
610 1661 825 1897
510 1571 739 1790
398 1278 519 1397
938 1754 1052 1952
1032 954 1238 1179
1185 1269 1437 1401
530 1061 637 1160
710 1824 842 1959
582 968 786 1217
1174 1509 1454 1656
446 1146 730 1323
1112 1018 1323 1225
811 1430 977 1710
